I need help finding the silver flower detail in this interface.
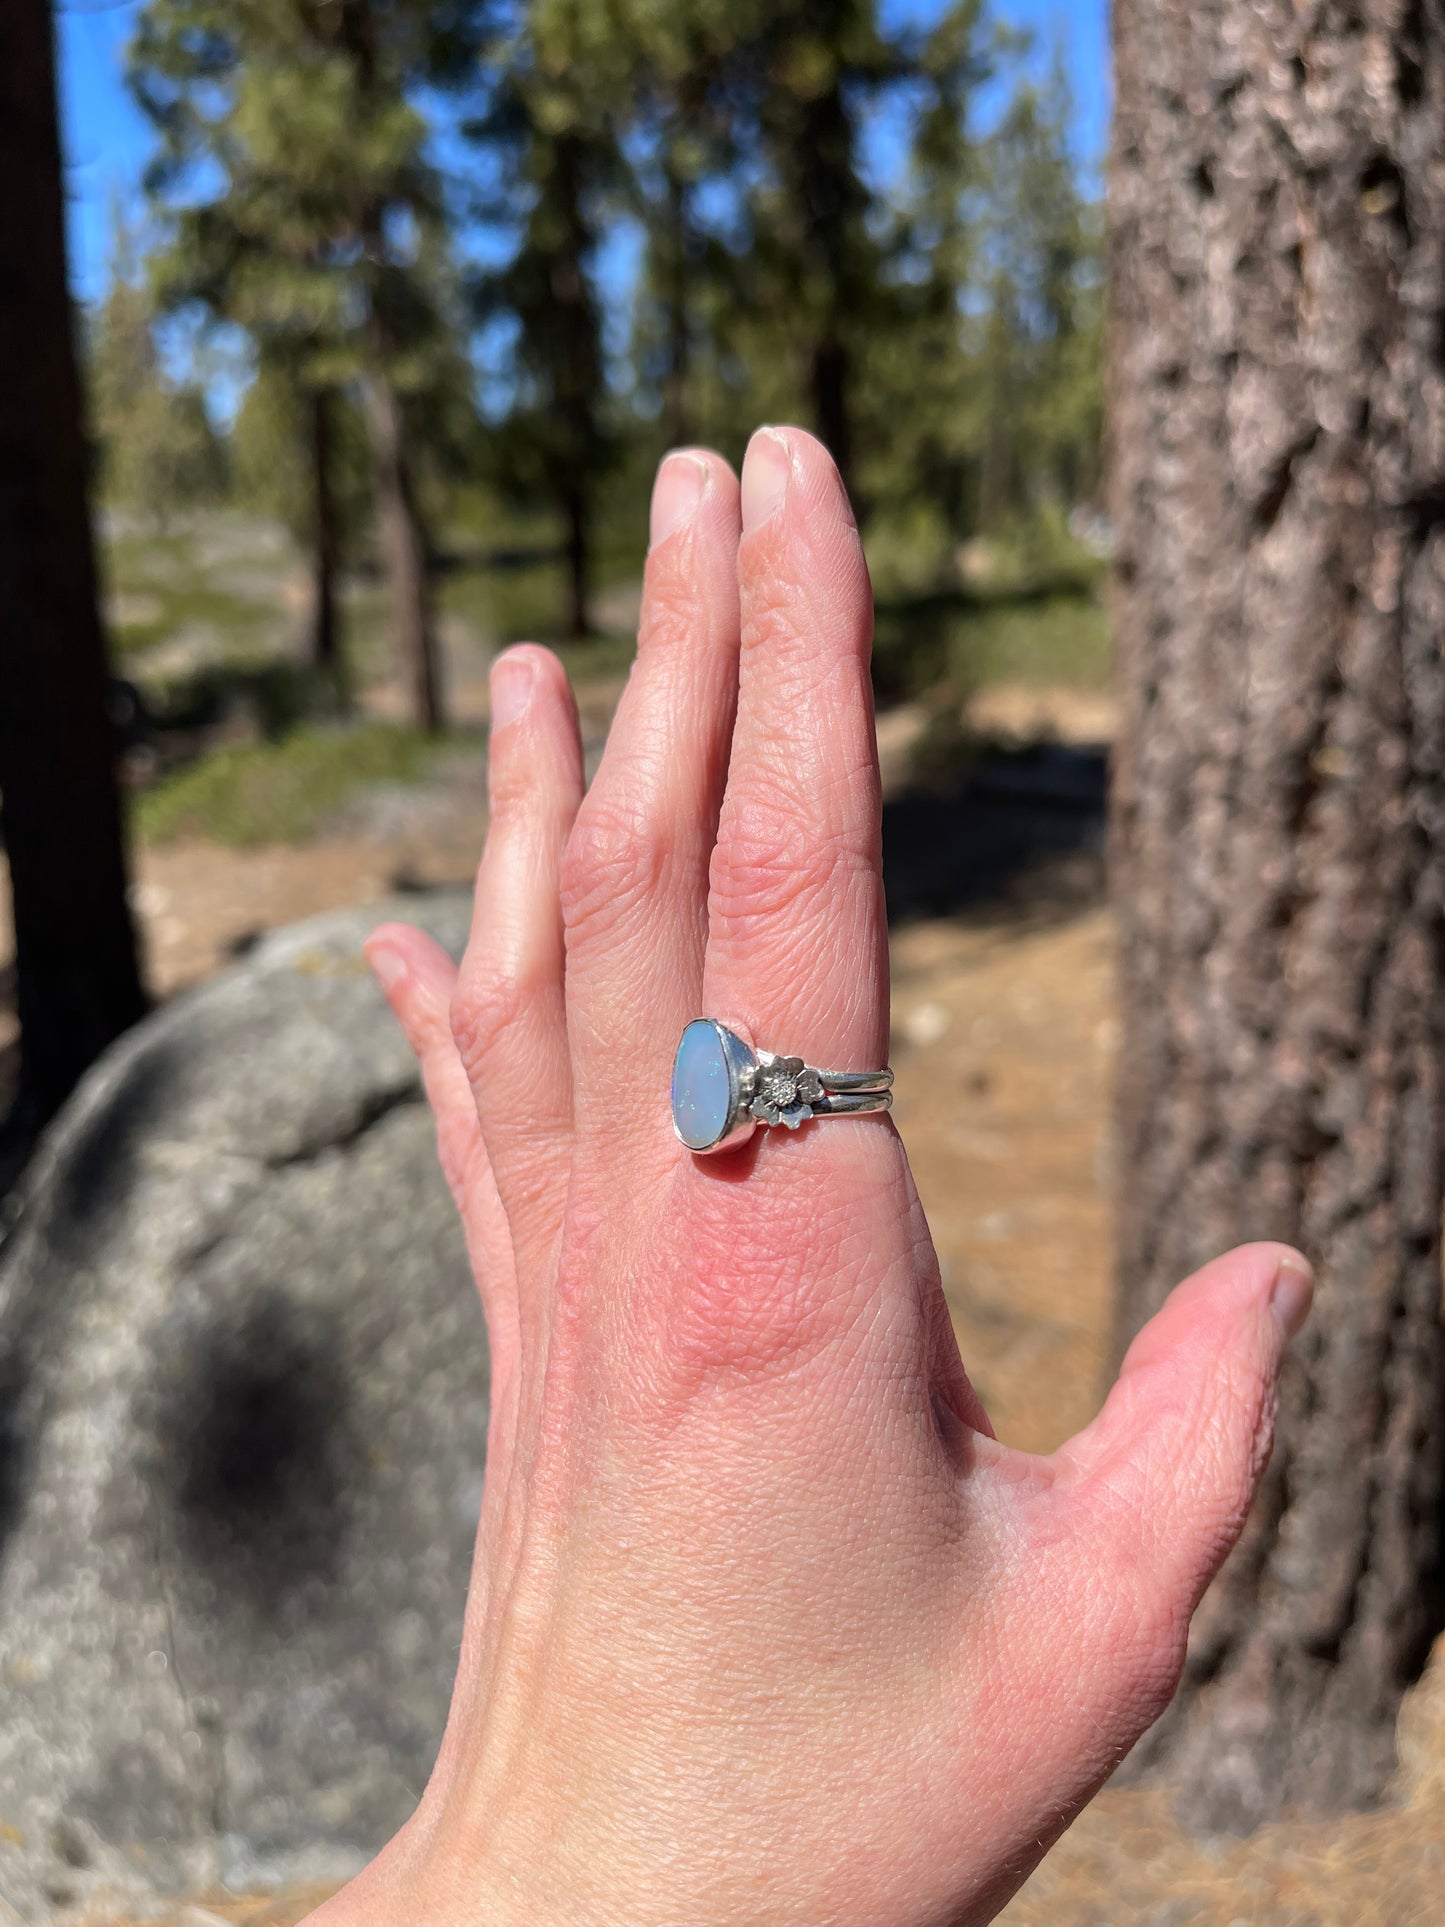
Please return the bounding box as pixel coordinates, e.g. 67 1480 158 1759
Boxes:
750 1055 825 1129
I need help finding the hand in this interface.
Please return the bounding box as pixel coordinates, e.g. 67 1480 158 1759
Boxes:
333 428 1311 1927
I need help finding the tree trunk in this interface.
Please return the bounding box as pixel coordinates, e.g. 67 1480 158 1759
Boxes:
662 160 691 450
362 368 443 734
810 332 854 510
563 484 590 642
339 0 443 733
550 134 599 643
1110 0 1445 1831
0 0 147 1131
791 66 862 511
307 385 342 691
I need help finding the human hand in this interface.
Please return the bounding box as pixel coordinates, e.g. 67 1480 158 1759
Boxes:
335 428 1311 1926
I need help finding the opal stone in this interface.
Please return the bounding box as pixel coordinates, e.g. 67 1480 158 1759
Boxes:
671 1020 735 1151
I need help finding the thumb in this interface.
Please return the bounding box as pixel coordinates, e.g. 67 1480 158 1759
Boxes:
1053 1242 1313 1619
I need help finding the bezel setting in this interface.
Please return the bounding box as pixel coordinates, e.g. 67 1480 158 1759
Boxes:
671 1020 761 1155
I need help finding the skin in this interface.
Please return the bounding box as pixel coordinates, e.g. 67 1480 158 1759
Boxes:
311 428 1313 1927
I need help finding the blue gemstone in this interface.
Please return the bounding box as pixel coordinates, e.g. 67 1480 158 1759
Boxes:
671 1021 735 1151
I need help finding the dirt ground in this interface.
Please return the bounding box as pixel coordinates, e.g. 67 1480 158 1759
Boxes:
7 683 1444 1924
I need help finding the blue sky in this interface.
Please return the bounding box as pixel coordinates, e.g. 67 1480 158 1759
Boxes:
57 0 1110 307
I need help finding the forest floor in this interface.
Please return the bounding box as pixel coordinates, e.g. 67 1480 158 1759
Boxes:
3 523 1443 1920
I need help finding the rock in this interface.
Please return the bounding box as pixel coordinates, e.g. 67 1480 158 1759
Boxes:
0 895 486 1921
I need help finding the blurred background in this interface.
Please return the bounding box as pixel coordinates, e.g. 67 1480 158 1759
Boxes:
2 0 1444 1921
44 0 1109 965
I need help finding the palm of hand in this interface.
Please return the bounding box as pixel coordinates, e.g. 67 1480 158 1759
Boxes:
331 430 1308 1927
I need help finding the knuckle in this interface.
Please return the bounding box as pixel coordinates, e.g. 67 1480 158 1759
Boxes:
561 794 671 943
640 554 706 645
487 749 535 815
449 967 530 1085
711 800 875 934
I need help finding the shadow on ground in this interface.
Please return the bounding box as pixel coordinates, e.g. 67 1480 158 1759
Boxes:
883 740 1108 924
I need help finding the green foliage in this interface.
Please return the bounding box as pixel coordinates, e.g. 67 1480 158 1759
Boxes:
970 54 1103 528
471 62 619 500
740 0 992 473
88 216 227 515
873 579 1109 707
231 366 372 542
135 721 450 845
128 0 479 393
952 587 1109 689
466 9 631 630
862 41 1102 578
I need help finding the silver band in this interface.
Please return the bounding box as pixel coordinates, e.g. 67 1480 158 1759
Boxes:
672 1020 894 1156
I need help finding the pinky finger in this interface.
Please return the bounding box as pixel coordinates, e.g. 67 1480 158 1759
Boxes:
364 922 521 1417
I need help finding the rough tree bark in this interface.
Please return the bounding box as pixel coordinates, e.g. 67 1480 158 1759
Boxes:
0 0 147 1130
1110 0 1445 1830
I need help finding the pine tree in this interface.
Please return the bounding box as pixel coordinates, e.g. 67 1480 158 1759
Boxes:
231 366 375 685
473 20 622 638
128 0 486 724
604 0 764 450
976 55 1102 529
720 0 986 510
859 42 1102 571
88 212 228 520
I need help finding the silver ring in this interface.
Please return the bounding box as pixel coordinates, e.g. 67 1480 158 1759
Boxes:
671 1019 894 1156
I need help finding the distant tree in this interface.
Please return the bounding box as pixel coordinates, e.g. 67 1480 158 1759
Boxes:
604 0 763 451
778 14 1081 586
741 0 890 502
973 56 1102 533
88 213 228 518
231 367 375 686
736 0 988 507
0 0 146 1131
1111 0 1445 1829
129 0 486 726
473 27 621 638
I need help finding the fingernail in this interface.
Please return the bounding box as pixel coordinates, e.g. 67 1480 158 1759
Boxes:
741 427 792 534
650 451 707 548
366 941 407 995
1270 1252 1315 1344
491 653 535 730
